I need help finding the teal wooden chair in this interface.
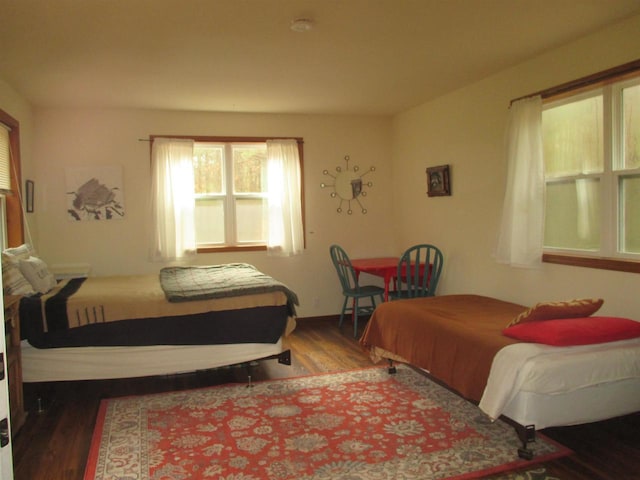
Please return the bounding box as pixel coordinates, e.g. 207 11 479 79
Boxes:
390 244 443 300
330 244 385 337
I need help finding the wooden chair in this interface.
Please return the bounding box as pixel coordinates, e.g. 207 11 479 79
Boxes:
390 244 443 300
329 244 385 337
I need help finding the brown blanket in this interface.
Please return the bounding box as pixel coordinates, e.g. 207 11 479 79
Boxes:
360 294 526 402
29 275 291 332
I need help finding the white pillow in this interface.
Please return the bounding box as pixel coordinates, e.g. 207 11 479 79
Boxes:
2 244 39 296
1 253 36 296
18 256 57 294
3 243 36 260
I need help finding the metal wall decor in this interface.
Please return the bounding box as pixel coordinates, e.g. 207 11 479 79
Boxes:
321 155 375 214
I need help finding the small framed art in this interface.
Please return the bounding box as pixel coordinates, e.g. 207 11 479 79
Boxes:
26 179 34 212
426 165 451 197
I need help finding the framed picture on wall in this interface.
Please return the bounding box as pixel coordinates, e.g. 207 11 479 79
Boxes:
426 165 451 197
25 179 34 212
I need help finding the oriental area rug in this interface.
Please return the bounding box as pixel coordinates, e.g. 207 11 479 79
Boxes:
84 365 569 480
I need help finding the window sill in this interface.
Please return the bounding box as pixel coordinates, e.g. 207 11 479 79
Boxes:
197 245 267 254
542 253 640 274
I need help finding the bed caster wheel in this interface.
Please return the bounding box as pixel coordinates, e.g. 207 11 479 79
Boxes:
388 366 397 374
517 447 534 460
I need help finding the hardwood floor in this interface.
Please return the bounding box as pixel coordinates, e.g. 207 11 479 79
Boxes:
11 317 640 480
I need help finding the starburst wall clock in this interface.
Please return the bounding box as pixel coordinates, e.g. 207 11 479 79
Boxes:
321 155 375 214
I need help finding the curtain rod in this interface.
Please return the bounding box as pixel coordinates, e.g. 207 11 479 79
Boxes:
510 58 640 105
139 136 304 143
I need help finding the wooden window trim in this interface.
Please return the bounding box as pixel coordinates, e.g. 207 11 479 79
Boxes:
511 58 640 104
197 245 267 253
542 254 640 274
148 135 305 253
0 108 24 247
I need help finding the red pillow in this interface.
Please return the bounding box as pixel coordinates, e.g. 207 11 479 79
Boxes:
503 316 640 346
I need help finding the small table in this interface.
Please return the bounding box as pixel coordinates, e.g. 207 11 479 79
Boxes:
350 257 399 301
351 257 428 301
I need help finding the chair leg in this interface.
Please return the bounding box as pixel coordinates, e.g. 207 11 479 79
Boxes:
353 298 359 337
371 294 384 308
338 296 349 327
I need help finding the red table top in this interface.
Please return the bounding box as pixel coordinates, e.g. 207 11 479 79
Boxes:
351 257 399 279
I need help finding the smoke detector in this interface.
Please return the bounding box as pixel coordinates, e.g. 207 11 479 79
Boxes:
290 18 314 32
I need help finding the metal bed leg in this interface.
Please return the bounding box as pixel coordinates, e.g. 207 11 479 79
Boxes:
387 359 396 374
277 349 292 365
515 424 536 460
243 349 293 387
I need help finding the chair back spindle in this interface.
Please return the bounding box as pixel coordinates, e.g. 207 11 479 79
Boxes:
394 244 443 299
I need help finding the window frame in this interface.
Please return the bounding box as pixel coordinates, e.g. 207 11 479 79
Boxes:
517 59 640 273
0 108 25 249
149 135 305 254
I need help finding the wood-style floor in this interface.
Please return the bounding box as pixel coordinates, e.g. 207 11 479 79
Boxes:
11 317 640 480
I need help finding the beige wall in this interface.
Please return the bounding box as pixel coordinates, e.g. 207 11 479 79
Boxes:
391 14 640 318
30 108 394 317
4 13 640 320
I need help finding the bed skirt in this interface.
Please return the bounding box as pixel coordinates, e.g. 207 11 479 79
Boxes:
21 339 286 382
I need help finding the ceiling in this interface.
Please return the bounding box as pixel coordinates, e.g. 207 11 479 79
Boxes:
1 0 640 115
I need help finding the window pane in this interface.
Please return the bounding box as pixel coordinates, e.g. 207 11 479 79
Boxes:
235 198 266 242
622 83 640 170
195 198 224 244
620 174 640 254
544 178 600 250
194 145 223 194
0 196 7 251
543 95 603 176
233 145 266 193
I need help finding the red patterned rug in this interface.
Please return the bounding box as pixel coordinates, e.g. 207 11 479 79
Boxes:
84 365 570 479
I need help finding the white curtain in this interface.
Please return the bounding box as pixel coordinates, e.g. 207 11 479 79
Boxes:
576 178 598 241
149 138 197 261
266 139 304 256
495 95 545 268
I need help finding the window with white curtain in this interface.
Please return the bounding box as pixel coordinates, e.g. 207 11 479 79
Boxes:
149 135 305 259
542 75 640 260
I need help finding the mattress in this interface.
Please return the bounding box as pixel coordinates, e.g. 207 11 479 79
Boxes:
480 338 640 423
20 274 295 348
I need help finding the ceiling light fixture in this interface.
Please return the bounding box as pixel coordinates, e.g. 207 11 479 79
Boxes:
290 18 314 33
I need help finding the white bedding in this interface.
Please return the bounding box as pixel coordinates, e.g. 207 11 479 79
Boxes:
479 337 640 422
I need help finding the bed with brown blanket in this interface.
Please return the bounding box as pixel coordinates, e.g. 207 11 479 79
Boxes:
360 294 640 450
20 263 298 382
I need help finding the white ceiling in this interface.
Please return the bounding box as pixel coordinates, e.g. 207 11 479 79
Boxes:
1 0 640 115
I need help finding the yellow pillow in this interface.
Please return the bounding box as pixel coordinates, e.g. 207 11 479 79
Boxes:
507 298 604 327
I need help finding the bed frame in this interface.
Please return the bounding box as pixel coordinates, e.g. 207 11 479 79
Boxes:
21 339 293 383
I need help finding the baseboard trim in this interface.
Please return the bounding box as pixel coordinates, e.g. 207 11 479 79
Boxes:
296 314 341 322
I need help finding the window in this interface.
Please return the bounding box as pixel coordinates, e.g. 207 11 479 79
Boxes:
0 108 23 251
194 142 268 247
0 123 10 251
542 71 640 266
149 135 304 258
